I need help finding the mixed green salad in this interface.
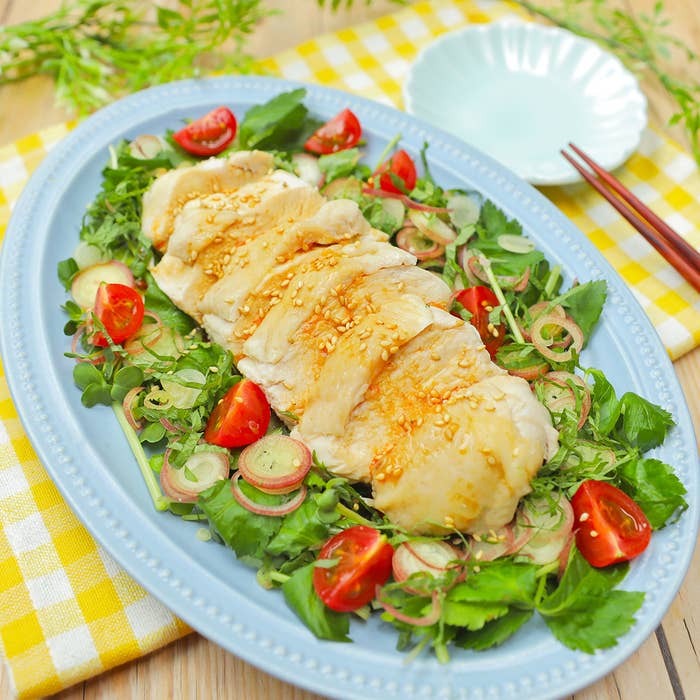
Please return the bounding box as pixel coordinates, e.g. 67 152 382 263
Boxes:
58 89 688 660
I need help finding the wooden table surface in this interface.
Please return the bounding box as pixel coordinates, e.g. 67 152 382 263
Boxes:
0 1 698 698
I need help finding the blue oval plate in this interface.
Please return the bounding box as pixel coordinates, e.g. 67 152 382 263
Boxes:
0 76 697 700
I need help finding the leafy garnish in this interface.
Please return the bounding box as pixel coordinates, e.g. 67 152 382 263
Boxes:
619 457 688 528
282 564 351 642
237 89 319 151
538 548 644 653
616 393 675 451
318 148 369 182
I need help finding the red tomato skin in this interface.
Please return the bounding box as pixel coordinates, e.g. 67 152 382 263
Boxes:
173 107 237 156
92 283 145 347
375 149 417 194
304 108 362 155
571 480 651 568
313 526 394 612
203 380 270 448
450 286 505 358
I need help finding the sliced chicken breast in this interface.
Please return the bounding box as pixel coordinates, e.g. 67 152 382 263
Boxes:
370 373 558 535
151 169 324 322
142 150 274 251
240 266 453 427
241 238 414 364
198 199 380 326
295 307 500 481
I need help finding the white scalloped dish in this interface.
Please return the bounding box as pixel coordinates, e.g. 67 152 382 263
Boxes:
403 19 647 185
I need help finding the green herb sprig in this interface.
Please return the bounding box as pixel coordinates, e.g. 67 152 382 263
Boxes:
0 0 270 116
513 0 700 164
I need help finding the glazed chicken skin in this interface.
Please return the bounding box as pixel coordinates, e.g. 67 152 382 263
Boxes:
143 150 558 535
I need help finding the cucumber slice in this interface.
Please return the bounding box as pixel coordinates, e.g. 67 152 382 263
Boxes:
380 197 406 230
407 209 457 245
322 176 362 200
161 368 206 409
291 152 323 188
497 234 536 254
72 241 109 270
517 493 574 564
70 260 135 308
447 191 482 229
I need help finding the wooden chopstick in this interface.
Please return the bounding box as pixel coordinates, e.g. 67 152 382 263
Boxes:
561 144 700 293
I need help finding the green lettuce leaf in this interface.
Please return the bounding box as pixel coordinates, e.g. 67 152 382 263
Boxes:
455 608 533 650
198 480 282 560
447 561 538 606
618 457 688 528
282 563 351 642
266 499 331 558
617 393 675 452
538 548 643 653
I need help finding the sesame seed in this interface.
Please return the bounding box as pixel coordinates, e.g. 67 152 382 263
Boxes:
473 565 481 573
475 550 483 561
590 530 599 538
381 350 389 362
208 366 219 373
375 473 386 482
579 512 590 522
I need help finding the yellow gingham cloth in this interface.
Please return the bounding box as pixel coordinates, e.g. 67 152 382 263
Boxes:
1 1 699 697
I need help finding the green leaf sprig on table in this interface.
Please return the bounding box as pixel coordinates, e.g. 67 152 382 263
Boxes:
0 0 270 115
512 0 700 165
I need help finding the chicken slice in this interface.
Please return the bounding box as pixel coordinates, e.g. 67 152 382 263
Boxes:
199 198 380 325
296 307 500 481
297 294 434 438
241 239 414 365
370 373 558 535
142 150 274 251
166 170 323 265
239 265 453 423
151 170 324 322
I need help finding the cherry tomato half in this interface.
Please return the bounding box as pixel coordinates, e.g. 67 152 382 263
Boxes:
304 108 362 155
571 480 651 568
92 283 145 347
173 106 237 156
203 379 271 448
450 286 505 358
313 525 394 612
374 149 417 194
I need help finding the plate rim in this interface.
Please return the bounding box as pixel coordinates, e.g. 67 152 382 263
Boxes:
402 17 649 185
0 75 696 700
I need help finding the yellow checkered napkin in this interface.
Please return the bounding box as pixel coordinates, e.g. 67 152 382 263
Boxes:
0 367 190 698
1 0 700 697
